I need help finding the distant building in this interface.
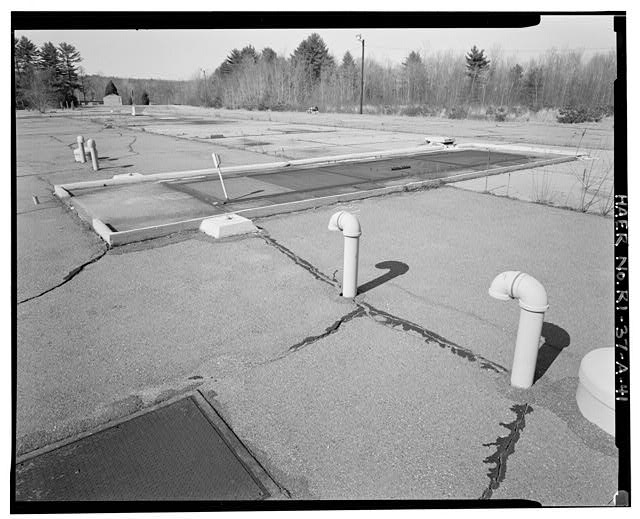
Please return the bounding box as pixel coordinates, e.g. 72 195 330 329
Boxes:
103 94 122 106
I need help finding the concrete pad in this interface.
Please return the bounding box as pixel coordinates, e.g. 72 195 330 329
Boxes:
208 316 516 500
200 214 257 238
452 151 614 216
70 182 222 231
16 235 350 456
259 187 612 379
16 206 106 302
489 401 617 505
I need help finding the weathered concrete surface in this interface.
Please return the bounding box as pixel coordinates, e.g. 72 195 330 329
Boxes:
453 151 614 216
254 186 616 504
14 107 618 505
206 317 516 500
258 187 613 379
16 235 349 455
145 105 615 151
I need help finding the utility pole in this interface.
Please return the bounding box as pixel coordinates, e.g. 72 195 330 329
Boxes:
356 34 365 115
201 68 208 106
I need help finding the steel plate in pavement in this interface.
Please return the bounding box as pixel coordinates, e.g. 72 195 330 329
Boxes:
15 396 269 501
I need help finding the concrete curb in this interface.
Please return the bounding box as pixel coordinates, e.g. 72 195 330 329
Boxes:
53 145 448 193
54 148 573 247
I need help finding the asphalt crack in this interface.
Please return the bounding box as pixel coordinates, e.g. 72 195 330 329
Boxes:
480 403 533 500
257 230 338 287
289 307 366 353
256 230 507 373
358 301 508 373
127 135 139 155
18 247 109 305
261 307 366 365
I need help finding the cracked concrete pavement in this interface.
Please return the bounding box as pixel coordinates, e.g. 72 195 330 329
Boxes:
14 106 618 505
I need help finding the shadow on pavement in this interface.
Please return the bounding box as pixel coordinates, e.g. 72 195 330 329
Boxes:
358 260 409 295
534 322 571 383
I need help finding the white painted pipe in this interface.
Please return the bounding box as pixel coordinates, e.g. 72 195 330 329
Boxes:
489 271 549 388
328 211 361 298
87 139 99 171
212 153 229 201
132 105 136 116
76 135 86 163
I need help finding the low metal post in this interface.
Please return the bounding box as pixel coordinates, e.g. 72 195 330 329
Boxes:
77 135 86 163
87 139 99 171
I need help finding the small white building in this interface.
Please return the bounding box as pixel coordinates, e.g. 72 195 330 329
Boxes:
103 94 122 106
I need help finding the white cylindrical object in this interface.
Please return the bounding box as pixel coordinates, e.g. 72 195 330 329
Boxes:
342 236 360 298
87 139 99 171
489 271 549 388
132 105 136 116
77 136 86 163
328 211 362 298
511 309 545 388
576 348 614 436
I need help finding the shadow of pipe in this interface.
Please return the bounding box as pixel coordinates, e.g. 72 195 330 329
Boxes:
357 260 409 295
534 322 571 383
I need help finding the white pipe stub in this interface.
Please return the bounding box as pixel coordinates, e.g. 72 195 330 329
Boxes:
489 271 549 388
489 271 549 312
328 211 362 238
328 211 361 298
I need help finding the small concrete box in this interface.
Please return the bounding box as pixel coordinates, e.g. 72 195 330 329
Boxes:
200 214 257 239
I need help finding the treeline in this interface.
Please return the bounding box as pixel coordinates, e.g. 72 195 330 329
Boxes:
200 33 615 119
82 75 189 106
14 36 84 111
14 35 190 109
15 33 616 121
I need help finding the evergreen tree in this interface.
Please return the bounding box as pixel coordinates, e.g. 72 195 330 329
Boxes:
14 36 39 76
58 42 82 106
38 42 64 106
403 51 426 104
39 42 61 75
403 51 422 67
239 45 258 64
104 80 119 96
219 48 242 75
465 45 490 104
341 51 356 69
291 33 335 83
339 51 358 103
260 47 277 63
14 36 40 108
141 91 150 105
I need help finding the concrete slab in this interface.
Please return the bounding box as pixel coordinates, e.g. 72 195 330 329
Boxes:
206 316 517 500
16 205 106 303
489 401 617 505
58 148 551 244
452 151 614 216
16 235 350 456
14 106 619 505
70 181 223 231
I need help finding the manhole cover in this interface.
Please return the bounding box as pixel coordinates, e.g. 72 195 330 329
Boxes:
15 394 273 501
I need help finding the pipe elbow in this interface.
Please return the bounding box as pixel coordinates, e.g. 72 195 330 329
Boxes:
328 211 361 238
489 271 548 313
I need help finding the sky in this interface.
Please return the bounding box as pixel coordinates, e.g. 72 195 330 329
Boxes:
14 14 617 81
